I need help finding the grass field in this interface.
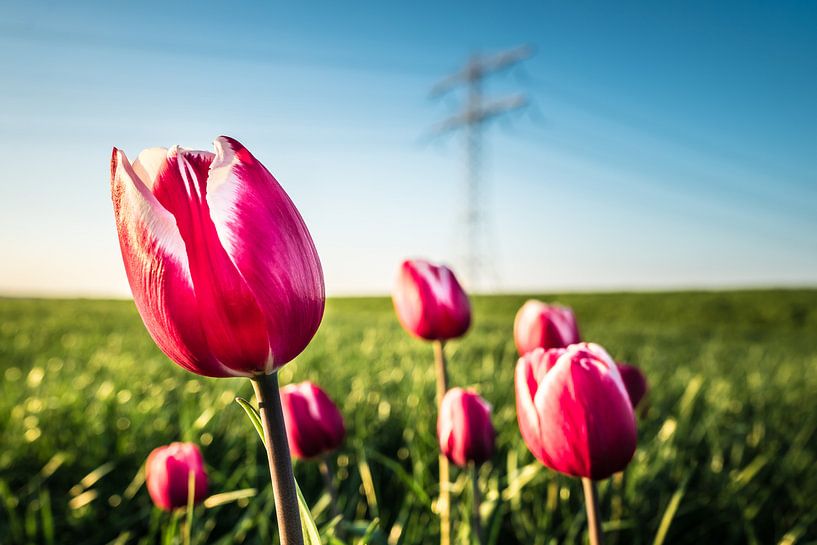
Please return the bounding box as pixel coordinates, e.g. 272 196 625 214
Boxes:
1 290 816 545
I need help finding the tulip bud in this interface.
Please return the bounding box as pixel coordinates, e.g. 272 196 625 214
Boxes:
515 343 637 480
280 382 346 460
513 300 580 356
438 388 495 467
617 363 649 409
110 136 325 378
392 259 471 341
145 442 208 511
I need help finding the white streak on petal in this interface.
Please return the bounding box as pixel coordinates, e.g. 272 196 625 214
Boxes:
115 150 192 288
131 147 168 189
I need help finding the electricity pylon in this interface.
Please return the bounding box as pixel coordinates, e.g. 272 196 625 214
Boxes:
430 45 533 290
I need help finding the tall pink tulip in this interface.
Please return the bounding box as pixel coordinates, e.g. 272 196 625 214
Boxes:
281 382 346 460
617 363 649 409
513 300 580 356
392 259 471 341
392 258 470 545
146 442 208 511
110 136 325 377
515 343 637 480
111 136 324 545
438 388 495 467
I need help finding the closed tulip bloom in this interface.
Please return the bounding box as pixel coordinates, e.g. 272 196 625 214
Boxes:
438 388 495 467
515 343 637 480
617 363 649 409
513 300 580 356
110 137 325 378
280 382 346 460
392 259 471 341
146 442 208 511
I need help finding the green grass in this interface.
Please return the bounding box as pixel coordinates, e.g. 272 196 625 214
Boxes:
1 290 816 544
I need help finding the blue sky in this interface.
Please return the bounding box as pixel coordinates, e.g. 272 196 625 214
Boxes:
1 1 815 296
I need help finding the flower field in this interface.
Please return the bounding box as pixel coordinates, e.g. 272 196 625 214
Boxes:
1 289 816 544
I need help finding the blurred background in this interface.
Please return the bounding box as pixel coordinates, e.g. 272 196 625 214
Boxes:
1 0 815 297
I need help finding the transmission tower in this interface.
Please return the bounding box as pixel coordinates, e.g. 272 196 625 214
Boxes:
429 45 533 290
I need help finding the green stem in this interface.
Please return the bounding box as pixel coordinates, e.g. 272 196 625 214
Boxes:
433 340 451 545
320 457 343 537
582 477 604 545
471 464 485 545
252 373 304 545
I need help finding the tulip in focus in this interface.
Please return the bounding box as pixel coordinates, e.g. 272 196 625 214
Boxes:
146 442 208 511
515 343 637 480
392 259 471 341
513 300 580 356
438 388 496 467
281 382 346 460
617 362 649 409
110 136 325 378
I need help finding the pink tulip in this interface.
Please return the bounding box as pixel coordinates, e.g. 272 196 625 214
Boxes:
438 388 495 467
280 382 346 460
110 137 325 378
617 363 649 409
515 343 637 480
392 259 471 341
513 300 580 356
146 442 208 511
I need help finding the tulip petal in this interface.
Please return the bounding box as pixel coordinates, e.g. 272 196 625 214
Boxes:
148 146 272 374
205 136 325 368
514 353 547 462
111 148 237 377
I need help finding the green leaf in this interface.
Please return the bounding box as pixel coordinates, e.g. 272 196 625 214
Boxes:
357 517 380 544
296 479 322 545
235 397 265 445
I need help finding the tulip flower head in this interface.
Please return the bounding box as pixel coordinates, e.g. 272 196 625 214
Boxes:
280 382 346 460
513 300 581 356
110 137 325 378
515 343 637 480
438 388 496 467
146 442 208 511
617 363 649 409
392 259 471 341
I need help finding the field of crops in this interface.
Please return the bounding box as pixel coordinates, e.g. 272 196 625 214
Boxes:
1 290 816 545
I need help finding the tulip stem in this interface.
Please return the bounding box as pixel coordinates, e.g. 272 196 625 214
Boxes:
470 464 485 545
582 477 604 545
433 340 451 545
320 457 343 535
252 372 304 545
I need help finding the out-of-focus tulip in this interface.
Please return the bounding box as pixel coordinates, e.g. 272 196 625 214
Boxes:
280 382 346 460
515 343 637 480
438 388 495 467
513 300 580 356
392 259 471 341
146 442 208 511
110 137 325 378
617 363 649 409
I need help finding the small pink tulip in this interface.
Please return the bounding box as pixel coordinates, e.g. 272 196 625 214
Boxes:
392 259 471 341
280 382 346 460
146 442 208 511
617 363 649 409
110 137 325 378
438 388 496 467
513 300 580 356
515 343 637 480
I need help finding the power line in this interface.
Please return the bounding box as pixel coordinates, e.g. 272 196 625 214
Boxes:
429 45 534 290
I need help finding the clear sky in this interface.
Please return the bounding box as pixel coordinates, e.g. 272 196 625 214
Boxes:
1 1 815 296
